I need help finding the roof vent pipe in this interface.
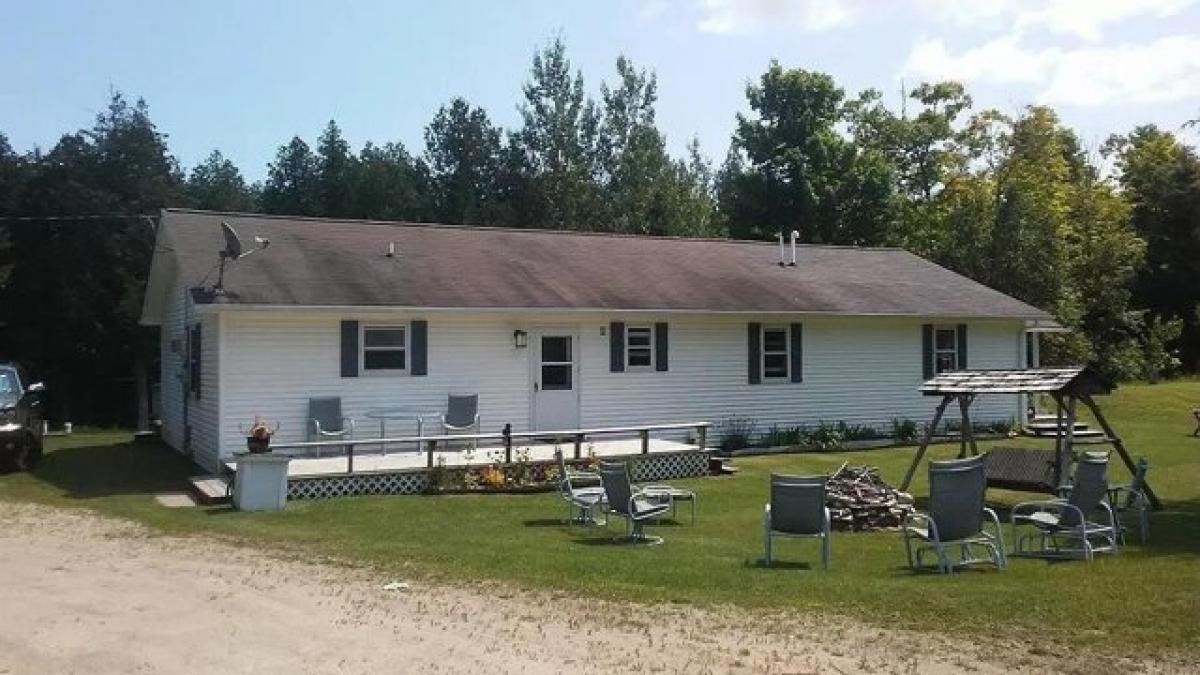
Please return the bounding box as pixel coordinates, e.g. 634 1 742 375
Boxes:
789 230 799 266
777 232 786 266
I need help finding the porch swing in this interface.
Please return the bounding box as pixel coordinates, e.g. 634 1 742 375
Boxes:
899 367 1161 510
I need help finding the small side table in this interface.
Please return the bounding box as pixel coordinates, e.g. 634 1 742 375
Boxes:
641 486 697 525
363 407 443 452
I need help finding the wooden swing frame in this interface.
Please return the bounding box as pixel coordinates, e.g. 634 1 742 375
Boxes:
899 367 1160 510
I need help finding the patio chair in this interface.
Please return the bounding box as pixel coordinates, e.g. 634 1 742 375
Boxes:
307 397 354 458
555 447 600 488
1011 452 1117 561
555 449 605 526
1108 457 1151 544
763 474 831 569
902 455 1005 574
598 461 670 544
441 394 480 450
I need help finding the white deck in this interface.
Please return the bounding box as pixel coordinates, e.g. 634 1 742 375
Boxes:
224 437 698 478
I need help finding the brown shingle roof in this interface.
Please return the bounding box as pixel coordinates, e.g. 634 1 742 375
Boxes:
150 209 1051 319
920 367 1113 395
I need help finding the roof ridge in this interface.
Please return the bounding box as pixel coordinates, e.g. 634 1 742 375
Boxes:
161 208 907 252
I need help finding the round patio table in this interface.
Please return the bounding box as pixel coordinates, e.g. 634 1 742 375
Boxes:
640 486 697 525
363 406 443 452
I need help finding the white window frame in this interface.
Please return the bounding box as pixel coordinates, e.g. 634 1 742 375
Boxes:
361 324 407 375
761 325 790 381
625 325 655 371
934 326 959 374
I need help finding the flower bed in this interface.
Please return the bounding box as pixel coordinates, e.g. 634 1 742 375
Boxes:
285 449 714 500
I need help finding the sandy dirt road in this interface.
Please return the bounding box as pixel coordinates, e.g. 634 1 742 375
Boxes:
0 502 1188 674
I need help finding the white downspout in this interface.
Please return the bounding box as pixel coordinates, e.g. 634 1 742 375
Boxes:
789 230 799 266
777 232 786 266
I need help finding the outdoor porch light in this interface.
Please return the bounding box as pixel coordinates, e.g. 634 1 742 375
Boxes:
513 329 528 349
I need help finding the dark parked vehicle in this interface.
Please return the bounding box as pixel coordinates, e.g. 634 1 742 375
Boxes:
0 362 45 472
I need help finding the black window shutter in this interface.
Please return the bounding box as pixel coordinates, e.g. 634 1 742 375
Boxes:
1025 332 1035 368
748 322 762 385
789 322 803 383
340 320 359 378
654 322 669 372
190 323 202 398
410 320 428 376
921 324 934 380
956 323 968 370
610 322 625 372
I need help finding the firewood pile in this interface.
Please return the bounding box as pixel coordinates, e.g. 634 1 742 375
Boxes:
827 463 915 531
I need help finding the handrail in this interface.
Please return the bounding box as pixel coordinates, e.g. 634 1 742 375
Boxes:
268 421 710 450
263 421 712 474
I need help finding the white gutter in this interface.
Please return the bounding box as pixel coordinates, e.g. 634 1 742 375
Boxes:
189 303 1050 321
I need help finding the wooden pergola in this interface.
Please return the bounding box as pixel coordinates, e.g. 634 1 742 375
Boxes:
899 367 1160 509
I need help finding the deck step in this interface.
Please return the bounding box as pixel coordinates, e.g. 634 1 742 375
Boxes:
1027 420 1091 431
188 474 231 505
1026 427 1104 438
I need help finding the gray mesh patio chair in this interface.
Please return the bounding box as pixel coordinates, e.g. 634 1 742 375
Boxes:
308 397 355 458
555 447 600 488
1109 457 1151 544
902 455 1005 574
764 474 831 569
555 449 605 526
1011 452 1117 560
599 461 670 544
441 394 480 450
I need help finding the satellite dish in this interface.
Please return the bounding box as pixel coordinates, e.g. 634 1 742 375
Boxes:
212 220 269 294
220 221 244 260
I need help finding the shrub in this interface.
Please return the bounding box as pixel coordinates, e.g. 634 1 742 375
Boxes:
836 421 881 441
892 418 919 443
761 424 806 448
716 416 757 454
808 421 844 450
975 418 1016 435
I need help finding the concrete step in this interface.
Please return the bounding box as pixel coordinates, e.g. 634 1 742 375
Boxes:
188 474 231 505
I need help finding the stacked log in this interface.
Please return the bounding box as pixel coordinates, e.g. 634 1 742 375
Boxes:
826 463 914 531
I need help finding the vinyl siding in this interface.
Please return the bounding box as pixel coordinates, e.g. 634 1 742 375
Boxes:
156 278 221 471
189 312 221 470
578 316 1019 433
204 310 1023 460
218 312 529 458
158 284 186 452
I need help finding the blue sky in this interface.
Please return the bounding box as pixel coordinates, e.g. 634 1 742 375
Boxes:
3 0 1198 181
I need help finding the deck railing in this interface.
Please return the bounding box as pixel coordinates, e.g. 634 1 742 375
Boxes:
264 421 711 474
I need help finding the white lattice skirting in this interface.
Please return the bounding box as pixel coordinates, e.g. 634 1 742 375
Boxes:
287 450 713 501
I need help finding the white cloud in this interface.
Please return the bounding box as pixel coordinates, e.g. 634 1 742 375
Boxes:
1038 35 1200 105
1013 0 1194 41
695 0 1196 39
901 35 1058 84
692 0 1200 108
696 0 871 34
902 34 1200 106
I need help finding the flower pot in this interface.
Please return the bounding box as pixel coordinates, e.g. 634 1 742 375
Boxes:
246 436 272 454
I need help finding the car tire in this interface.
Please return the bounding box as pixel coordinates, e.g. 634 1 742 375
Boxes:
13 434 42 472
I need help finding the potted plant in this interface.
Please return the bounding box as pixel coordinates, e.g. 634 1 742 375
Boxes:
244 417 280 454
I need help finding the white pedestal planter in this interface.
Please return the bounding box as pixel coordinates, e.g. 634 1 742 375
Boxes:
233 453 291 512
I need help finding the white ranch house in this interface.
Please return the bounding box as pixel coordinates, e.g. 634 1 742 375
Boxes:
140 209 1054 473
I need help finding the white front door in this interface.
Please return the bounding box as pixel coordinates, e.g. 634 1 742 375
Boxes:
532 329 579 431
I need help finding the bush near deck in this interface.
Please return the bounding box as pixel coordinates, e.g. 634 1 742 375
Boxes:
1 380 1197 656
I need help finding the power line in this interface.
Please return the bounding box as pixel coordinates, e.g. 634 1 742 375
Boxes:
0 214 156 222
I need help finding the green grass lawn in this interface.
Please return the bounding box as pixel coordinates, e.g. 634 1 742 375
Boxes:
2 381 1198 655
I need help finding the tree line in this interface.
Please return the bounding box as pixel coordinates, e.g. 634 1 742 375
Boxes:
1 38 1197 424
